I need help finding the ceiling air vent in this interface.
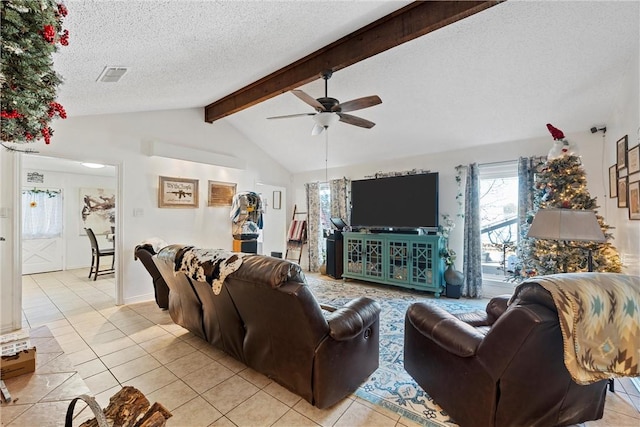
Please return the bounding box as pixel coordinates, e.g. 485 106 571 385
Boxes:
96 66 128 83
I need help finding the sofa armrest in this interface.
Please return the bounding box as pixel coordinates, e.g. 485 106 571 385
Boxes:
327 297 381 341
320 304 337 312
454 295 511 326
406 303 485 357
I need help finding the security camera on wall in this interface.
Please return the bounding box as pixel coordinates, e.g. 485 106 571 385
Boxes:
591 126 607 134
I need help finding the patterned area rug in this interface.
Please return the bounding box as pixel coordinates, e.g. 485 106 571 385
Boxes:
307 275 489 427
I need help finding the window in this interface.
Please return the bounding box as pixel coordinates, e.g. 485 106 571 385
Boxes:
22 188 63 239
319 182 331 236
479 162 518 280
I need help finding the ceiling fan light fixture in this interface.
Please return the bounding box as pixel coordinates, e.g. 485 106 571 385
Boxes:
81 162 106 169
313 112 339 129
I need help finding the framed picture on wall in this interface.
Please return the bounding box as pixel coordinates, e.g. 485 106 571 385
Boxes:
158 176 199 208
80 187 116 235
273 191 282 210
617 176 628 208
208 181 236 207
628 144 640 175
629 179 640 220
609 165 618 198
616 135 628 170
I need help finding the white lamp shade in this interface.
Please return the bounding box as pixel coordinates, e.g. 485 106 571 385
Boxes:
313 112 339 128
527 208 605 242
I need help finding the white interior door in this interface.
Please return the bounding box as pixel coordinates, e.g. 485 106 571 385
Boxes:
21 187 64 274
22 238 63 274
256 184 287 257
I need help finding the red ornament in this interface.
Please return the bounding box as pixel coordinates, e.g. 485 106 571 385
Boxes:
562 200 571 208
58 3 68 17
42 25 56 43
1 110 22 119
48 102 67 119
41 127 52 144
546 123 565 140
60 30 69 46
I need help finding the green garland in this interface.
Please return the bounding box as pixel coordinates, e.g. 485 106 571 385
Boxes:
23 187 61 198
1 0 68 147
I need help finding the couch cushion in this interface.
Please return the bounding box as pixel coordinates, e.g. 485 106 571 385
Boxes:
230 255 305 288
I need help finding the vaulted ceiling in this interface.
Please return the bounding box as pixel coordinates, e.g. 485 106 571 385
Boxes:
52 1 639 174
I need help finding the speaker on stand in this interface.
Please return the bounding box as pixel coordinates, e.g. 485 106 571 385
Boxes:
326 231 343 279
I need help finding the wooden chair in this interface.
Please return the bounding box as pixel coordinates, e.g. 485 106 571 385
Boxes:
85 228 115 281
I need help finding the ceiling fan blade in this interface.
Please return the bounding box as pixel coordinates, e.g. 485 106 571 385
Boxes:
311 124 325 136
333 95 382 113
337 113 376 129
267 112 316 120
292 90 325 111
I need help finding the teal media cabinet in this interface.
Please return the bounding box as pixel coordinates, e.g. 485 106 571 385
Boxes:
342 232 445 297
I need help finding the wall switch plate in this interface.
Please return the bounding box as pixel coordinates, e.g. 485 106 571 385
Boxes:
133 208 144 217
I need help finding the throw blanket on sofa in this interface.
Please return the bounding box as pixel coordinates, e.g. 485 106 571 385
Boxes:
176 247 245 295
517 273 640 384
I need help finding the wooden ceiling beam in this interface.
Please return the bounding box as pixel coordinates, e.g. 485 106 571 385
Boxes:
204 1 499 123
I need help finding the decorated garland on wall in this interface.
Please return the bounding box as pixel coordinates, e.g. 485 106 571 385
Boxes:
1 0 68 149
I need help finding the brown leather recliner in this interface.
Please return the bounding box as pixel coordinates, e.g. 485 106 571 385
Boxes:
154 244 381 409
134 244 170 309
404 283 607 427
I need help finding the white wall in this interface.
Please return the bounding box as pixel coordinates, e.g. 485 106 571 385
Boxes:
1 151 21 333
22 168 117 269
601 48 640 275
29 108 292 303
292 135 638 275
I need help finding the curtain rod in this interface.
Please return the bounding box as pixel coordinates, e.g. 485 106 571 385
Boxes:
478 159 519 167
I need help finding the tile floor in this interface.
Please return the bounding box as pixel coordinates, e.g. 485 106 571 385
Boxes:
1 269 639 427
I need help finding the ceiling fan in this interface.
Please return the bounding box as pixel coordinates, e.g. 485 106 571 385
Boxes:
267 70 382 135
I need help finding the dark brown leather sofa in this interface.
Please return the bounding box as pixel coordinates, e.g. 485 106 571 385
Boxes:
153 244 381 409
404 283 607 427
134 244 169 309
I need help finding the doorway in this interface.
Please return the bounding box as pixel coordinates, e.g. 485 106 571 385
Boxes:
255 183 287 257
20 155 119 300
21 187 64 274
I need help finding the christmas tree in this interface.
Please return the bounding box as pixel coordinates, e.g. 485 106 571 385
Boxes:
516 124 623 277
1 0 68 148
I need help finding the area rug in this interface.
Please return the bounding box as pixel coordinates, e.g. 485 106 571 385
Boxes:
307 275 489 427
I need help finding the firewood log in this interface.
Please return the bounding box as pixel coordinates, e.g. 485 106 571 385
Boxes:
78 386 171 427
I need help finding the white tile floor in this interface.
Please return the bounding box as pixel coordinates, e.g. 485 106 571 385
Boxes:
1 269 639 426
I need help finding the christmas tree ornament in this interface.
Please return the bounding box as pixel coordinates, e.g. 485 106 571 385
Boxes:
545 123 579 159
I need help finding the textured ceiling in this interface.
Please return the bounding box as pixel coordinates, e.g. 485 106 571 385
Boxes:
52 1 639 174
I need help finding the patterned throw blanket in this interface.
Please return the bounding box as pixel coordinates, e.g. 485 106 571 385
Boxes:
175 247 245 295
517 273 640 384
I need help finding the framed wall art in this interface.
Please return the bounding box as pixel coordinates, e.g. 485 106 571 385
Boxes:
616 135 628 170
629 179 640 220
208 181 236 207
158 176 199 208
617 176 628 208
80 187 115 235
609 165 617 198
628 144 639 175
273 190 282 210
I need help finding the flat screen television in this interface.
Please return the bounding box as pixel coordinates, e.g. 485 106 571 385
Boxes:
350 173 439 230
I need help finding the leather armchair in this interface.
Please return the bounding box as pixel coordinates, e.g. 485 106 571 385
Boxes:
404 286 607 427
134 244 169 309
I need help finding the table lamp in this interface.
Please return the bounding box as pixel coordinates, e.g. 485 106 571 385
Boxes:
527 208 606 272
